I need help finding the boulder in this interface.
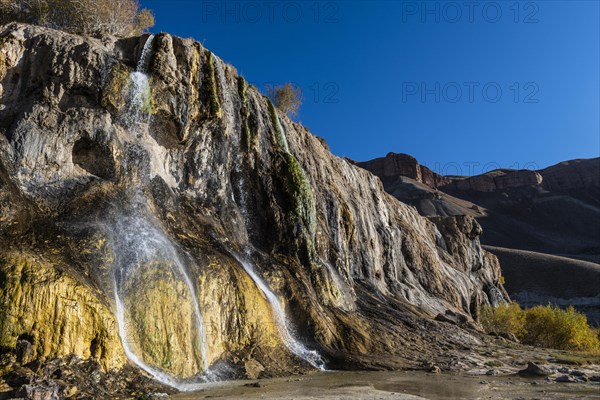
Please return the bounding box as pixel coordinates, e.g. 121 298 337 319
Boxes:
555 375 577 383
244 359 265 380
518 362 552 377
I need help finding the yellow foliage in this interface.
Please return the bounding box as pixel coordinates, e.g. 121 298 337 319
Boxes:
267 83 303 117
480 302 526 338
523 305 600 351
480 303 600 352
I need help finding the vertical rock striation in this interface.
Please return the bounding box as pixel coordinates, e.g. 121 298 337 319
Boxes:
0 23 507 386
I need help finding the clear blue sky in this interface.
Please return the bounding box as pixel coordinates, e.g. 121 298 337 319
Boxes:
142 0 599 175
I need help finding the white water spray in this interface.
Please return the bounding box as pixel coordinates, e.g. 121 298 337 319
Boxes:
108 34 212 389
123 35 154 129
108 204 212 388
233 253 326 370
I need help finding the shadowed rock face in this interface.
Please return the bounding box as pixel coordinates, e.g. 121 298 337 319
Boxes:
360 153 600 259
447 169 544 193
0 23 506 386
540 159 600 192
440 162 600 258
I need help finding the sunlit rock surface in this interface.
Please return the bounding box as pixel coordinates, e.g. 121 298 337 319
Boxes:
0 23 507 390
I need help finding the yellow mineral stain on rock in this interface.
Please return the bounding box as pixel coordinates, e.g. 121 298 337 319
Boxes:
0 253 125 370
101 62 131 112
198 257 285 365
120 260 204 378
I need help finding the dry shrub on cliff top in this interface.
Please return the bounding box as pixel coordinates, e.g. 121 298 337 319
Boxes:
0 0 154 37
481 303 600 351
267 83 303 117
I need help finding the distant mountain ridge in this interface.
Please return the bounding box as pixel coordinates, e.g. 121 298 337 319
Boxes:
359 153 600 323
358 153 600 259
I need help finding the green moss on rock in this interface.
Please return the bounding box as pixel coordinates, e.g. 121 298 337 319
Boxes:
267 98 289 152
204 51 222 118
101 62 131 112
139 77 156 115
280 152 317 242
237 77 255 150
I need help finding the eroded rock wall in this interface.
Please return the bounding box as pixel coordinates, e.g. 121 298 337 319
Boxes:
0 23 507 380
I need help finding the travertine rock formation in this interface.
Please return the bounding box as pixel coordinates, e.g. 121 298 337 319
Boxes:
0 23 507 392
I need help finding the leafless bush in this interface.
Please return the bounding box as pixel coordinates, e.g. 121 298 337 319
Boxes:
0 0 154 37
267 83 303 117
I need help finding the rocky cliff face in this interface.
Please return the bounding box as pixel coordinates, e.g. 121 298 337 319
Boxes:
357 152 450 188
360 151 600 259
0 24 507 392
359 151 600 325
539 158 600 192
446 169 543 193
438 163 600 258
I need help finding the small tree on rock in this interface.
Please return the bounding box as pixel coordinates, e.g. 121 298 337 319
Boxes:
267 83 303 117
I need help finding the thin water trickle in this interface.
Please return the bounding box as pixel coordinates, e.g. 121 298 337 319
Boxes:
233 252 326 370
232 102 326 369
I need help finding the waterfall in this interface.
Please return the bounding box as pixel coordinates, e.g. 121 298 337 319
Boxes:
108 35 211 389
107 194 211 387
122 34 155 130
233 253 326 370
233 81 326 370
137 34 155 72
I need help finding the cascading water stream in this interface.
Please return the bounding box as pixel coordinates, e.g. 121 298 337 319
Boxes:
232 253 326 370
137 34 155 72
232 94 327 370
108 35 211 389
107 195 211 387
123 35 154 129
